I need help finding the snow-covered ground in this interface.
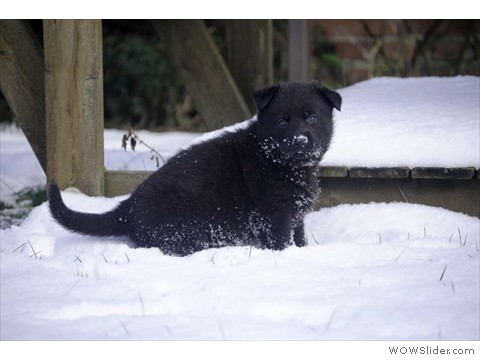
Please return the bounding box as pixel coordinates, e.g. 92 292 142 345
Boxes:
1 198 479 340
1 76 479 340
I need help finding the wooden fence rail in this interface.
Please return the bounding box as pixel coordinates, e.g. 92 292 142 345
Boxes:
104 167 480 218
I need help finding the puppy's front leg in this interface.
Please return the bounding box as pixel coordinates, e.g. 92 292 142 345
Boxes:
260 215 292 251
293 223 306 247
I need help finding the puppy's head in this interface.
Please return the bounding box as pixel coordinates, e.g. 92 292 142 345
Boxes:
252 81 341 169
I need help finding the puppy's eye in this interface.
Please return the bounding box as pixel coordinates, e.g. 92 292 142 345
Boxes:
277 118 288 128
306 114 318 125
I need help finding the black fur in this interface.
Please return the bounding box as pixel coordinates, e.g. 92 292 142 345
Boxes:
49 82 341 256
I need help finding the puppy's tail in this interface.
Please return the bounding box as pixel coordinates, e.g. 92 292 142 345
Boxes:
48 181 131 238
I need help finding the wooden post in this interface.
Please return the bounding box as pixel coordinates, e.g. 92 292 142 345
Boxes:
226 20 273 113
152 20 251 131
0 20 47 172
43 20 104 196
288 20 310 82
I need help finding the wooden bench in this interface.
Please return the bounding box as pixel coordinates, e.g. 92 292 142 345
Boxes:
105 167 480 218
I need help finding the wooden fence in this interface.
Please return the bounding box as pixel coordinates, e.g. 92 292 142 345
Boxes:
1 19 274 195
1 19 478 217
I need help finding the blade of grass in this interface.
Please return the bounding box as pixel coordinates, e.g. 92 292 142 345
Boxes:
439 265 448 281
12 242 27 253
395 244 409 262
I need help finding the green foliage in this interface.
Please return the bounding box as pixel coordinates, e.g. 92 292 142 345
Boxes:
103 34 184 129
272 20 288 81
311 28 344 87
15 186 47 208
0 186 46 229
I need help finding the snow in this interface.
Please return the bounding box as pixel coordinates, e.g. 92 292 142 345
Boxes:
1 197 479 340
1 76 479 340
323 76 480 168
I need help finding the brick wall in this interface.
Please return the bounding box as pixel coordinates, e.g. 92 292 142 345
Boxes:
312 20 480 87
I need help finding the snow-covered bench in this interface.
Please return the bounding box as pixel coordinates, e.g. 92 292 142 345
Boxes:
103 77 480 217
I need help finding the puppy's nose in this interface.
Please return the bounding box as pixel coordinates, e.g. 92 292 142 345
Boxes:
292 131 312 146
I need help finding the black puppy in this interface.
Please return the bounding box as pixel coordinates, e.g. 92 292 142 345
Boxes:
49 82 341 256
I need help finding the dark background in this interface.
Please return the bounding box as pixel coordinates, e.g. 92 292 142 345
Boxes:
1 19 478 131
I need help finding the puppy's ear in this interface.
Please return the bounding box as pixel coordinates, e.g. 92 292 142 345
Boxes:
316 84 342 111
252 83 280 111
